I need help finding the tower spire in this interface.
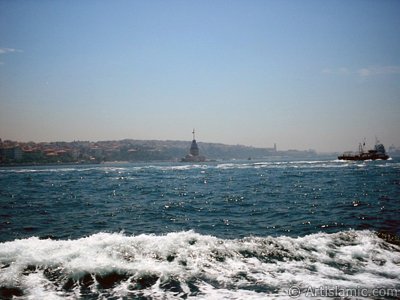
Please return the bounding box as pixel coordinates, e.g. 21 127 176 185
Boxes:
192 128 196 141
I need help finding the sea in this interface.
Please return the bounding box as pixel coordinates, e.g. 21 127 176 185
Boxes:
0 157 399 299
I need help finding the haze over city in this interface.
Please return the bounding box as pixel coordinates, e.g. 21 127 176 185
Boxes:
1 1 399 152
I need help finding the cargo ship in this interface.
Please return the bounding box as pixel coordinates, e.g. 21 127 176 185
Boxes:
338 140 389 161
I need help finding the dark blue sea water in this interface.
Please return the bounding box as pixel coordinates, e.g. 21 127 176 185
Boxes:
1 158 400 299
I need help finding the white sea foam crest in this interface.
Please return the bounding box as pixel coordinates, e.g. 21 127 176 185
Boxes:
1 159 396 175
1 230 399 299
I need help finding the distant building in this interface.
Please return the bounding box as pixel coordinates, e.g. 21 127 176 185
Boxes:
0 146 23 161
22 148 43 161
388 145 400 157
181 129 206 162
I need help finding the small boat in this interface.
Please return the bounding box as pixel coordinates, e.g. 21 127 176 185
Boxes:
338 140 389 161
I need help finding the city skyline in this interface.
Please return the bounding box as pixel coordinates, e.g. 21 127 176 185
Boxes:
1 1 399 152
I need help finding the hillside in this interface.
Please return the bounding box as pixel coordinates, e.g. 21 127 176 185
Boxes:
0 138 318 164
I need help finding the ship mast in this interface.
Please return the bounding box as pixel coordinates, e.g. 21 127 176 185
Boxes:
359 137 366 154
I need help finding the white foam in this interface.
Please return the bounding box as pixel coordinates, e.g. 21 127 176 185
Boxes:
1 230 399 299
2 158 397 176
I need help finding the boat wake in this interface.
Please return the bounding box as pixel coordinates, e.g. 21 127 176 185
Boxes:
1 230 399 299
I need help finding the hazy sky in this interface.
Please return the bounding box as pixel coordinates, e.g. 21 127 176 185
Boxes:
1 1 399 152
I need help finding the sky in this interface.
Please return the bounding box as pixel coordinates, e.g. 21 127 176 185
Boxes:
1 0 399 152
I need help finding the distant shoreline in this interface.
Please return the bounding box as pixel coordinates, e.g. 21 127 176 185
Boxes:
0 138 327 166
0 161 101 168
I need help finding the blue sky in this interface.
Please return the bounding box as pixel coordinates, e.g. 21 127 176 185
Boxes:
1 0 399 152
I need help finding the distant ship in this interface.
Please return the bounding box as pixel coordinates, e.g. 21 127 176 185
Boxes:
181 129 206 162
338 140 389 161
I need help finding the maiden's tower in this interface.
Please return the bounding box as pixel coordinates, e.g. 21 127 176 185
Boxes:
181 129 206 162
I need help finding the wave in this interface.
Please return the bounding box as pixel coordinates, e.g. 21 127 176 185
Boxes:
215 160 364 170
1 159 398 174
1 230 399 299
0 167 104 174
